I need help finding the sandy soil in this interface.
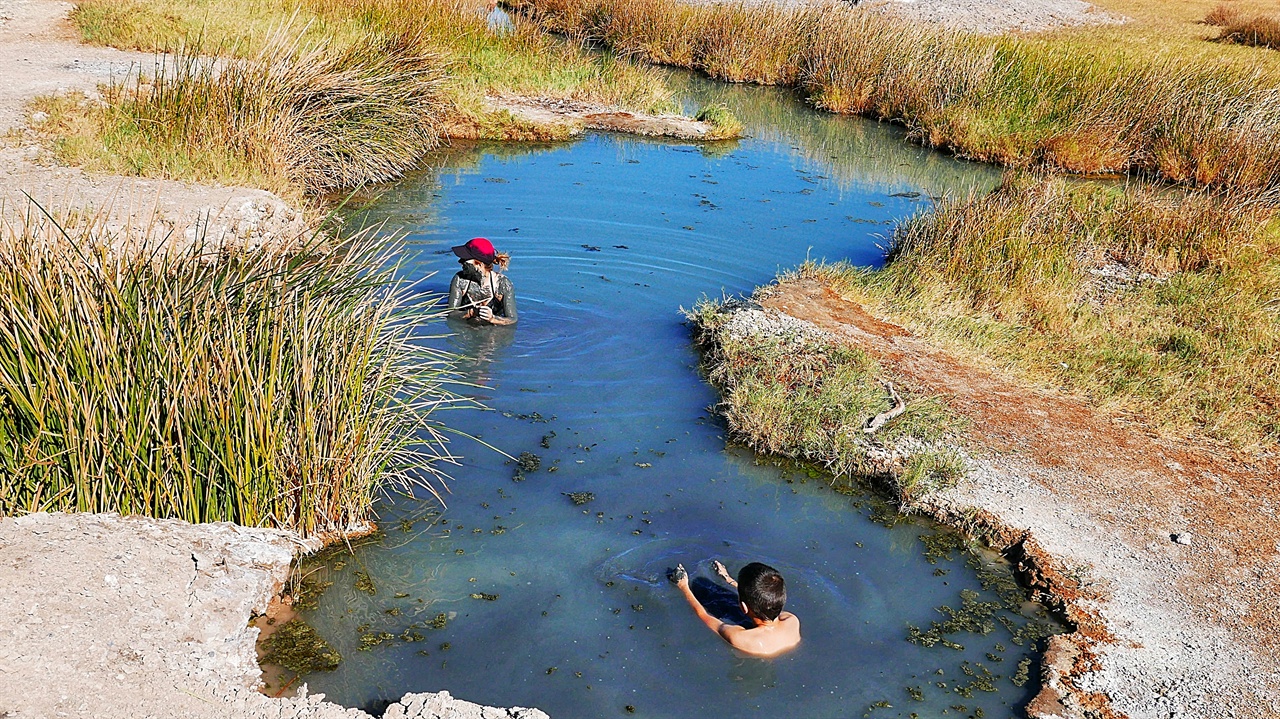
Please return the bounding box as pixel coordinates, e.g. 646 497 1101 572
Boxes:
860 0 1125 35
756 277 1280 719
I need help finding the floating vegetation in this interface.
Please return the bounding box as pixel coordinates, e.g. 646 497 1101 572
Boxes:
385 607 402 616
1011 657 1033 687
358 631 396 650
470 592 500 601
400 628 426 642
920 530 967 565
399 518 415 532
491 526 507 534
564 491 595 505
260 619 342 674
394 592 410 599
427 613 450 629
289 572 333 613
354 571 376 595
906 686 924 701
541 431 556 448
517 451 541 472
906 589 1001 649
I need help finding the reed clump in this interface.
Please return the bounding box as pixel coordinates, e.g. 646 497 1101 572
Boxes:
31 31 447 197
0 204 459 538
1205 4 1280 50
687 298 966 499
808 174 1280 449
512 0 1280 192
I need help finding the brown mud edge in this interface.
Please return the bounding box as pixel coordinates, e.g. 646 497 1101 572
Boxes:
914 502 1119 718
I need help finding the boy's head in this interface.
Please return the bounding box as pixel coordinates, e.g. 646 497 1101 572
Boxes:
737 562 786 621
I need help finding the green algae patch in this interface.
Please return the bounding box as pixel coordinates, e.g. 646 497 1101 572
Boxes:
260 619 342 674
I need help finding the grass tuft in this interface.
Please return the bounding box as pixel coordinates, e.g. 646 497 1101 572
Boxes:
1205 4 1280 50
30 31 447 197
695 103 744 139
688 297 966 498
0 201 460 537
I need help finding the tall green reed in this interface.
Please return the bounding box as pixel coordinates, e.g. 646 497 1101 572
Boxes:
0 203 460 538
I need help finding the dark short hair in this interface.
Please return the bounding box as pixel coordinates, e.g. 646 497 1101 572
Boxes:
738 562 786 620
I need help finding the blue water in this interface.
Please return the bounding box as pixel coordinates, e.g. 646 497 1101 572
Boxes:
296 78 1058 718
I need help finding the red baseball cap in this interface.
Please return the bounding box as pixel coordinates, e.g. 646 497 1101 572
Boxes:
452 237 496 264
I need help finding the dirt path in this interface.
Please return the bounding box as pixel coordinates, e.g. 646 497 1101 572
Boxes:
762 278 1280 719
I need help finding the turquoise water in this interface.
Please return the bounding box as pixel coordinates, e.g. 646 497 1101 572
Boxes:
296 77 1060 718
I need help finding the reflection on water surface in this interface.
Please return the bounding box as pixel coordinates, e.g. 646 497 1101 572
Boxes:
297 75 1060 718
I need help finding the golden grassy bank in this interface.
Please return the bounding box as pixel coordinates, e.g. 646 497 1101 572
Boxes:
35 0 695 195
71 0 677 132
513 0 1280 192
805 175 1280 451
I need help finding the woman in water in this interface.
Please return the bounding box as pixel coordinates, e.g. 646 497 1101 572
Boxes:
448 237 518 326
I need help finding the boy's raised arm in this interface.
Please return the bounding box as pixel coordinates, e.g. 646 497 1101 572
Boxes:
672 564 742 642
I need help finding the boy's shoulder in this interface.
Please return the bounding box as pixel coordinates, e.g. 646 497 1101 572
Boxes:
727 613 800 656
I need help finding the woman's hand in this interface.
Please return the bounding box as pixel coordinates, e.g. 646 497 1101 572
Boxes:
477 305 494 322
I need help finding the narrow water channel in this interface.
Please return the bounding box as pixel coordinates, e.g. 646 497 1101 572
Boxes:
296 76 1061 718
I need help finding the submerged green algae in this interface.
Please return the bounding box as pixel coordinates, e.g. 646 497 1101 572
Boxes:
261 619 342 674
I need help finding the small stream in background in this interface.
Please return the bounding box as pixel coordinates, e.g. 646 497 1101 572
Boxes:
295 74 1063 718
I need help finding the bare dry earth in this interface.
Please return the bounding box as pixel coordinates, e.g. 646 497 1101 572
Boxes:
759 278 1280 719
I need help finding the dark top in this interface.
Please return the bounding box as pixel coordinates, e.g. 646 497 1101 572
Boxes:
448 271 518 323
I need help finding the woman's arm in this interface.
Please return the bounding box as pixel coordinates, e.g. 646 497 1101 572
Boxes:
448 274 474 318
485 275 517 325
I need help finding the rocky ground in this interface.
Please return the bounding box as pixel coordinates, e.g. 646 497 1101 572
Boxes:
0 513 550 719
731 278 1280 719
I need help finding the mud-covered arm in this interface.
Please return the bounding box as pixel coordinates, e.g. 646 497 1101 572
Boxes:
490 275 517 325
448 274 474 317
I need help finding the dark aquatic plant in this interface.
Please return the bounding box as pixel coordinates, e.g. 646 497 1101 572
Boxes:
0 203 461 538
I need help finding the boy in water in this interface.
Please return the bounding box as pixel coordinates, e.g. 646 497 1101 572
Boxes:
671 560 800 657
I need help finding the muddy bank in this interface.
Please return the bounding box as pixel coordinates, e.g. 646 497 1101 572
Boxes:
703 279 1280 719
475 94 730 140
0 512 549 719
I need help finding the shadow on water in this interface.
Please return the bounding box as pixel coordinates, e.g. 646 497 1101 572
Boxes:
291 72 1061 718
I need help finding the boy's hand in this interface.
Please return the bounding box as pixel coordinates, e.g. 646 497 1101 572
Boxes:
669 563 688 588
712 560 731 581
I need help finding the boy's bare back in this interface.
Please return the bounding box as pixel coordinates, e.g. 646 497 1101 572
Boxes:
672 560 801 658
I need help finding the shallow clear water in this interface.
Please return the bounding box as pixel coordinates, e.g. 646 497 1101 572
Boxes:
297 77 1060 718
